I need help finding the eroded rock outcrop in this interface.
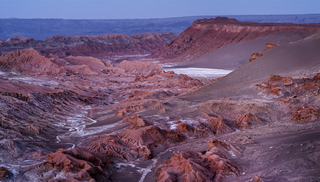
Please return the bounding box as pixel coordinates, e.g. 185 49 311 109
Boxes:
256 74 320 98
249 43 278 62
249 52 264 62
263 42 279 52
234 113 263 129
83 116 186 161
291 105 320 123
206 117 235 134
41 148 112 182
65 56 112 70
116 60 164 76
0 48 63 76
156 139 240 182
175 121 211 138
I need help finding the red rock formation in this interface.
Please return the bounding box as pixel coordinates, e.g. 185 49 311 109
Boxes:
252 175 262 182
175 121 211 138
249 52 264 62
83 123 186 161
156 139 239 182
135 71 203 89
0 48 63 76
65 56 112 70
256 73 320 98
291 105 320 123
206 117 235 134
312 73 320 81
0 166 9 181
248 43 278 62
234 113 263 129
41 148 112 182
268 75 283 82
157 151 215 182
263 42 279 52
126 115 150 130
151 17 320 63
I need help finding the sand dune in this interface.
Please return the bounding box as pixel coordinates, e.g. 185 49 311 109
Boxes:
175 31 315 70
183 33 320 101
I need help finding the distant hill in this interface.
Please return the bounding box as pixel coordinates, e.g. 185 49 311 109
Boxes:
1 14 320 40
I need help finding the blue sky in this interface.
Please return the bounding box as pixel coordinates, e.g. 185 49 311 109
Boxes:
1 0 320 19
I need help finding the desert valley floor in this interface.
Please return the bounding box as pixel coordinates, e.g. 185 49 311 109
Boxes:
0 17 320 182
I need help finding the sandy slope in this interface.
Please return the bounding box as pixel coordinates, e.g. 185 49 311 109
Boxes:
182 33 320 102
175 31 315 70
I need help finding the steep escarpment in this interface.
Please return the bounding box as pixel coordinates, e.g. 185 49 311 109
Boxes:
151 17 320 63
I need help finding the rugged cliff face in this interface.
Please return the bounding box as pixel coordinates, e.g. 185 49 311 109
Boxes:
150 17 320 63
0 32 176 63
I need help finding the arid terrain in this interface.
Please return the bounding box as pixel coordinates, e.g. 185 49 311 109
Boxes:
0 17 320 182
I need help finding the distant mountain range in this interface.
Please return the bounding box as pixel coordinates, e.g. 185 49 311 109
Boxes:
1 14 320 40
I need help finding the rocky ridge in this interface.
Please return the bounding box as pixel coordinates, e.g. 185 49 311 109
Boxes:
0 32 176 64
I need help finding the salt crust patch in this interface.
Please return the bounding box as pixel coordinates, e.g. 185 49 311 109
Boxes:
164 67 232 78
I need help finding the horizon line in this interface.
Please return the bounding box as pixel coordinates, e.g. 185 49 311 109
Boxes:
2 13 320 21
